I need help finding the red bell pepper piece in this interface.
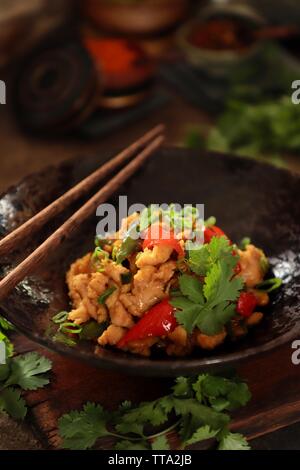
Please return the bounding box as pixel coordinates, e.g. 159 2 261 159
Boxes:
204 225 227 244
117 299 177 348
236 292 257 318
142 223 184 257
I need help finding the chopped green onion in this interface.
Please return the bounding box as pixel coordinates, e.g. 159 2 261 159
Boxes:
52 311 69 324
260 253 270 275
121 272 132 284
112 245 118 261
53 331 77 347
256 277 282 293
98 286 117 304
79 321 108 340
116 236 139 264
92 247 109 260
59 322 82 335
204 216 216 228
240 237 251 250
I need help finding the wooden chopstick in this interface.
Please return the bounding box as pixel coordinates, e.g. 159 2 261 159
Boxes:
0 134 164 302
0 124 164 257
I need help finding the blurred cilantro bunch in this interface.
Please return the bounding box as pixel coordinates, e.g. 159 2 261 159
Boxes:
185 43 300 165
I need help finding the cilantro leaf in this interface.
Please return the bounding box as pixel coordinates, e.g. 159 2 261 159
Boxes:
151 435 170 450
196 302 237 336
0 316 14 331
179 274 204 304
202 376 251 411
218 432 250 450
188 245 210 276
172 398 230 432
0 387 27 420
115 440 150 451
203 261 243 306
175 237 244 336
172 377 192 397
4 352 52 390
184 425 219 446
58 373 251 451
175 305 201 334
59 403 110 450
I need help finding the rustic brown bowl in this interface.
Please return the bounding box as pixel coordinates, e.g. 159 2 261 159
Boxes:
1 147 300 376
81 0 189 36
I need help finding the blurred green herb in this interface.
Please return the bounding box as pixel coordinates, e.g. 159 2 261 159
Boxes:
0 315 14 358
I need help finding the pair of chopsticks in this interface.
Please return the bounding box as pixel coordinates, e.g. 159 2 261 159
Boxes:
0 124 165 302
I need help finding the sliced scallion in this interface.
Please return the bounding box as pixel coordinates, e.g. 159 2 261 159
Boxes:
59 322 82 335
52 311 69 324
256 277 282 293
98 286 117 304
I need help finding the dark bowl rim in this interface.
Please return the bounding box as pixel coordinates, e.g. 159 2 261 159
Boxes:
2 147 300 377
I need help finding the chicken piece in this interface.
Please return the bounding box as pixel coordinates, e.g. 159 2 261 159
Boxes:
67 272 109 324
104 260 130 285
136 245 173 268
166 326 192 357
251 289 269 307
98 325 127 346
196 329 227 350
67 273 89 308
68 304 91 325
119 261 176 317
67 253 92 281
105 288 134 328
238 244 265 288
125 337 158 357
246 312 263 326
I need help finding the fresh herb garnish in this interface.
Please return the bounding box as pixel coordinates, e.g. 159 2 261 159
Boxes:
58 373 251 450
59 322 82 335
171 237 243 335
240 237 251 250
52 311 69 324
256 277 282 293
0 315 14 358
0 352 52 420
116 222 140 265
98 286 117 304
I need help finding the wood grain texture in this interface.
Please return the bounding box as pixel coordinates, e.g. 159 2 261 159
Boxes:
14 334 300 450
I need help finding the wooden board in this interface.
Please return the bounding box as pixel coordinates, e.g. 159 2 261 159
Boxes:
14 333 300 449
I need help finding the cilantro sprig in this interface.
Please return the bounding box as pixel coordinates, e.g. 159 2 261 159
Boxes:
171 237 244 335
0 352 52 420
0 315 14 358
58 373 251 451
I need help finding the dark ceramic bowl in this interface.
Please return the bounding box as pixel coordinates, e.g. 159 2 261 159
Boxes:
1 147 300 376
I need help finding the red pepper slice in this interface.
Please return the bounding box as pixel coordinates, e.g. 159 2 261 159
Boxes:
204 225 227 244
236 292 257 318
117 299 177 348
142 223 184 257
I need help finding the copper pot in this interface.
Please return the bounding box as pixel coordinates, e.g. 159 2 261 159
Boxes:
82 0 189 35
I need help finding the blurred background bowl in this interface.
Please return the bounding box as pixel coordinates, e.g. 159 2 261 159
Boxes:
81 0 190 36
177 3 265 77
